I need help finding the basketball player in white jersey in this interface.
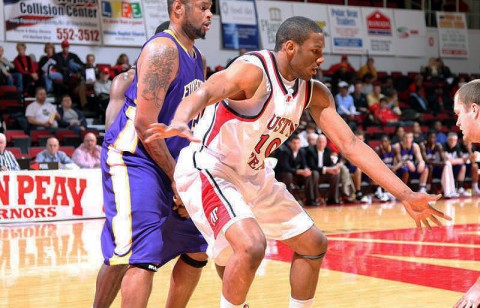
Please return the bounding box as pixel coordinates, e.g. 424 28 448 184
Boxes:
146 16 452 308
452 79 480 308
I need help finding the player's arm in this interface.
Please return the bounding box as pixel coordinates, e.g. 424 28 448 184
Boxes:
134 37 179 182
145 60 263 142
307 80 451 229
105 68 134 130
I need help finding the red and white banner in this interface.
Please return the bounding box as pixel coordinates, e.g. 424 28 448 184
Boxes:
0 169 104 223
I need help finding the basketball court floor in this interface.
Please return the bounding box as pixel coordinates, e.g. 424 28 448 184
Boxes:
1 197 479 307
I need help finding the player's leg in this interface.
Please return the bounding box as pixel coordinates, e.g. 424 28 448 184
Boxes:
93 263 129 308
417 162 428 192
165 252 208 308
121 266 155 308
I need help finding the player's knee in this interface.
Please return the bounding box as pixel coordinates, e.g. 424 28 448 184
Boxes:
311 229 328 255
239 237 267 266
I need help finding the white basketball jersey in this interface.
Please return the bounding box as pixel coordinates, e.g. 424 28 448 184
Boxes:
191 50 313 176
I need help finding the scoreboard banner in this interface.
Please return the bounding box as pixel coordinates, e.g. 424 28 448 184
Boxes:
100 0 146 46
0 169 104 224
3 0 101 45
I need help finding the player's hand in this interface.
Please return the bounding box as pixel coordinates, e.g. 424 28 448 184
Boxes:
145 122 200 143
453 280 480 308
401 192 452 230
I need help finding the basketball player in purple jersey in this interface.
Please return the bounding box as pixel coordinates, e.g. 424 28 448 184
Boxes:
93 0 212 307
453 79 480 308
146 17 452 308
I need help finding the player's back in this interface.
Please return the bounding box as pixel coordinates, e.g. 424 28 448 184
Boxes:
191 50 313 176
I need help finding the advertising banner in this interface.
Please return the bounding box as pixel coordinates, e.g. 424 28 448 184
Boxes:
328 5 365 54
100 0 146 46
3 0 101 45
142 0 169 39
0 169 104 223
219 0 259 50
362 7 395 55
436 12 469 58
255 0 294 50
292 3 331 54
393 9 427 57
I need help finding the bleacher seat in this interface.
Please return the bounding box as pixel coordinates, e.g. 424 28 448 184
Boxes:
8 147 23 158
6 130 28 143
60 146 76 157
28 147 44 160
12 136 31 154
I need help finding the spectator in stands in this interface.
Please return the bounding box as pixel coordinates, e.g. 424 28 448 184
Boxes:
0 46 23 92
306 134 341 205
275 135 317 206
336 81 358 117
94 67 112 117
444 132 471 197
72 132 101 168
391 125 405 144
35 137 78 169
57 94 87 135
13 42 38 96
382 76 395 95
298 122 318 148
306 133 319 147
409 74 426 98
361 73 374 95
76 53 98 109
433 120 447 144
422 57 439 81
53 40 84 82
329 55 356 90
357 57 377 80
0 133 20 171
373 97 399 126
38 43 64 95
428 84 453 113
394 131 429 192
25 87 60 132
412 121 425 143
351 80 369 114
434 58 452 81
408 84 428 113
420 131 457 198
112 53 131 75
385 89 402 116
367 83 385 108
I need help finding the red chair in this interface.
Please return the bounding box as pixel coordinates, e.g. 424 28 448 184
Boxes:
30 130 54 144
368 140 381 150
55 130 79 142
5 130 28 143
60 146 76 157
8 147 23 158
28 147 45 160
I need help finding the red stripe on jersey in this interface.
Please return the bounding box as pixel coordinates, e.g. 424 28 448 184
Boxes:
266 52 288 96
205 103 236 146
200 173 232 238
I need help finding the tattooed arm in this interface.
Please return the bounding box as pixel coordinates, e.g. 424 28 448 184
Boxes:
134 37 179 182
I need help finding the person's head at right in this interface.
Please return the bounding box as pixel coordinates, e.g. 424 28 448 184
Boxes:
46 137 60 156
35 87 47 104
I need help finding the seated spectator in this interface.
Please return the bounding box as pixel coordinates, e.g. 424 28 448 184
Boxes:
434 58 452 82
420 132 457 198
0 133 20 171
0 46 23 92
428 85 453 113
13 42 38 95
373 97 399 126
382 76 395 95
57 94 87 135
422 57 439 81
351 80 369 114
298 122 318 148
25 87 60 132
433 120 447 144
38 43 64 95
408 85 428 113
393 131 429 192
367 83 385 108
72 132 101 168
391 126 405 144
94 67 112 116
408 74 426 98
112 53 131 75
361 73 374 95
329 55 356 90
357 57 377 80
336 81 358 116
444 133 471 197
306 134 341 205
53 40 84 82
275 135 317 206
76 53 98 109
35 137 78 169
375 135 403 200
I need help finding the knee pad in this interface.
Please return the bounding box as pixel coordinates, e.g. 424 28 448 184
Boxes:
298 252 326 260
181 254 208 268
131 263 160 272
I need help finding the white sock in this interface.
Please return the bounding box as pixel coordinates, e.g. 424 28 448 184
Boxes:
289 296 314 308
220 293 245 308
473 182 479 191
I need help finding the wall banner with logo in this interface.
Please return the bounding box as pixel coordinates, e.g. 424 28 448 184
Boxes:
142 0 169 39
100 0 146 46
3 0 101 45
362 7 395 55
393 9 427 57
255 0 294 50
436 12 469 58
328 5 365 55
0 169 104 224
219 0 259 50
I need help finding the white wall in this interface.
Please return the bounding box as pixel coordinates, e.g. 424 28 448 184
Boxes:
0 15 479 75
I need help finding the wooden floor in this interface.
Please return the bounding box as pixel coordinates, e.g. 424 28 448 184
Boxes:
2 197 480 307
